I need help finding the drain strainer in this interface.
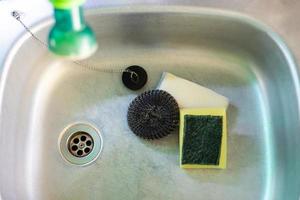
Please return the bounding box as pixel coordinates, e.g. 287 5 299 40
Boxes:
68 131 94 157
59 123 103 166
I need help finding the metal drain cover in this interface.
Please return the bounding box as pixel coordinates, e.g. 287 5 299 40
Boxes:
59 123 103 166
68 131 94 157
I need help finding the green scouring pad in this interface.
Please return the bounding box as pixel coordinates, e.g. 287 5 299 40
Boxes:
180 108 227 169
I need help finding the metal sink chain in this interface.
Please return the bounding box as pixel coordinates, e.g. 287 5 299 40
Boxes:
11 11 138 80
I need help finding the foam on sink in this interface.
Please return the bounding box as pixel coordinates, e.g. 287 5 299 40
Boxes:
82 94 183 199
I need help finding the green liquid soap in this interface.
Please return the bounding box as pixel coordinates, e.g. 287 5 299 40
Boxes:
48 6 97 59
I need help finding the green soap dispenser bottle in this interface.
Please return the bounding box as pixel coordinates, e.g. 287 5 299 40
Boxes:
48 0 97 59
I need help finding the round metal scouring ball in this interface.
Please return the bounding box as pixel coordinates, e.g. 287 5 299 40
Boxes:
127 90 179 139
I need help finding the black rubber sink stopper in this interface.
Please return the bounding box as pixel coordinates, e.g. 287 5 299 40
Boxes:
127 90 179 140
122 65 148 90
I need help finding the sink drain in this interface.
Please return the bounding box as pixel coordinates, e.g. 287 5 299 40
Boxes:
59 123 103 166
68 131 94 157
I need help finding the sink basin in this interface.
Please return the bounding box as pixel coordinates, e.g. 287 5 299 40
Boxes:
0 6 299 200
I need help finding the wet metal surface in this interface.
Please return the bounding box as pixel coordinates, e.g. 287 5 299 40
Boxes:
0 6 299 200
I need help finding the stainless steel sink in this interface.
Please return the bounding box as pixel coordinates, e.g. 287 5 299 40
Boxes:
0 6 299 200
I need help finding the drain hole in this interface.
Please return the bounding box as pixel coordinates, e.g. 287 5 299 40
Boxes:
86 140 92 146
71 145 78 151
84 148 90 153
81 135 86 141
77 150 83 156
73 138 80 144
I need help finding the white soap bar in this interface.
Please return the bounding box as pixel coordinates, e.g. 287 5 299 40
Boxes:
157 72 229 108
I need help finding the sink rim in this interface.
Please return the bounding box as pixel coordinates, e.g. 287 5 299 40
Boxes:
0 5 300 200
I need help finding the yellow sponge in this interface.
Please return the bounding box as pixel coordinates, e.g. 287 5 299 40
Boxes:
180 108 227 169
